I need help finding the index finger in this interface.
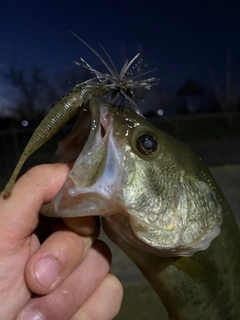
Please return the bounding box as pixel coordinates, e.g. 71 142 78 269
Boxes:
0 163 70 236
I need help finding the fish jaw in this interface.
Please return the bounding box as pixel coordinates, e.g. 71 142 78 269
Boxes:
52 99 132 217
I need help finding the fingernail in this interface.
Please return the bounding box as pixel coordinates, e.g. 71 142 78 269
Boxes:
35 257 60 288
20 310 43 320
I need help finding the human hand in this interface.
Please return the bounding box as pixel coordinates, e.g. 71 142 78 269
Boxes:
0 164 123 320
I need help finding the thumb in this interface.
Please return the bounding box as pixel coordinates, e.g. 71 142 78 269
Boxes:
0 163 70 238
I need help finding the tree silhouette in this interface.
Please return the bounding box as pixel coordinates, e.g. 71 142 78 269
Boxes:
0 64 87 125
1 65 61 122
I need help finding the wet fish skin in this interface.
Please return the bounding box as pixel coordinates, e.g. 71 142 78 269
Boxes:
46 99 240 319
103 105 240 319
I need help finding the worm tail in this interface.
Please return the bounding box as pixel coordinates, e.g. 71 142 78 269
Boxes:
3 85 100 196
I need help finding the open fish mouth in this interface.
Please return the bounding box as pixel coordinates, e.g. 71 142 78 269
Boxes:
51 99 131 218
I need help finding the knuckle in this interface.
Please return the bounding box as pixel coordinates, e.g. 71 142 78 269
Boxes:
24 164 50 192
63 231 85 256
51 231 86 265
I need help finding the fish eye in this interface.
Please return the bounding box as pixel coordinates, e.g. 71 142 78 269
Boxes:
136 134 158 155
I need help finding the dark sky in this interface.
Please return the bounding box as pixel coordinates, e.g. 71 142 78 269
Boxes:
0 1 240 112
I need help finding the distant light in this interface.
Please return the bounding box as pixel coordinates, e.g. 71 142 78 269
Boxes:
157 109 164 116
21 120 28 127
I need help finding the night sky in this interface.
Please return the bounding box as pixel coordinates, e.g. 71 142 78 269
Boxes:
1 1 240 115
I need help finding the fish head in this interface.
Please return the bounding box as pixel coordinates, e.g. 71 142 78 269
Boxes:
43 98 222 257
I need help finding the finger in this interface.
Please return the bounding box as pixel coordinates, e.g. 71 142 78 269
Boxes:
17 240 111 320
35 216 100 244
63 216 100 236
25 222 99 295
70 273 123 320
0 163 70 236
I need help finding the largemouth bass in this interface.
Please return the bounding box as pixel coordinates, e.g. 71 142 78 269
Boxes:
41 97 240 320
4 36 240 319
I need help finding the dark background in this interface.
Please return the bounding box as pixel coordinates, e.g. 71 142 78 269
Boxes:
1 0 240 118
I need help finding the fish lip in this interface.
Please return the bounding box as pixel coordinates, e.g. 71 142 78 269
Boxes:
51 99 130 217
67 101 117 197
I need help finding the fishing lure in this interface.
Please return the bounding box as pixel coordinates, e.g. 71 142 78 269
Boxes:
3 35 158 196
71 32 159 113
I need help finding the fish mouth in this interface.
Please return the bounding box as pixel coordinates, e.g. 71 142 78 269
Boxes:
50 98 130 217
